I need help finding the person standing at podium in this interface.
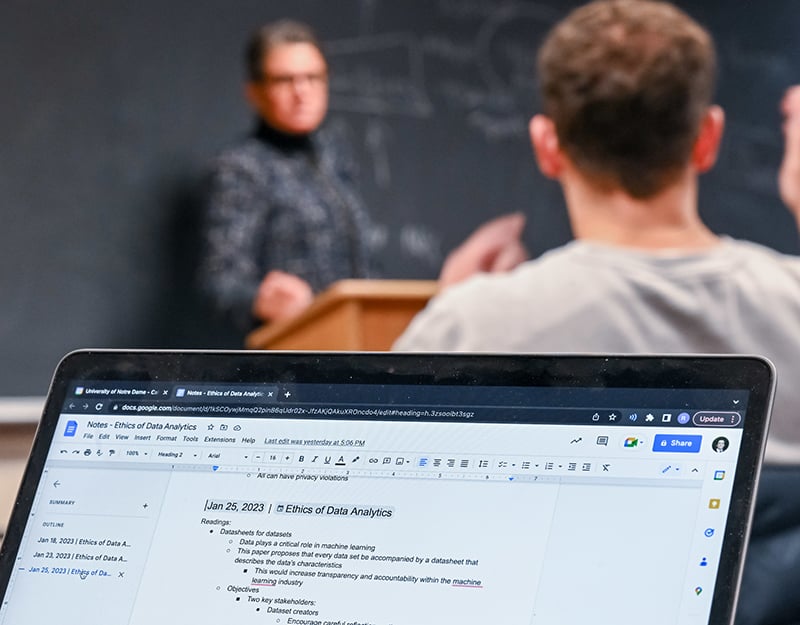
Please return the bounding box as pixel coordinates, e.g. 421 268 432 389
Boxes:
200 19 529 334
199 20 381 331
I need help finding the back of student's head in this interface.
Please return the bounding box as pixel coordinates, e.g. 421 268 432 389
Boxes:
537 0 716 198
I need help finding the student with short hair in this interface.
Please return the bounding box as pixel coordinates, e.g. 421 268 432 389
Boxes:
396 0 800 463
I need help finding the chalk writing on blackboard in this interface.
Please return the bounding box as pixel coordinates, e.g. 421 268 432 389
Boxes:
327 33 433 118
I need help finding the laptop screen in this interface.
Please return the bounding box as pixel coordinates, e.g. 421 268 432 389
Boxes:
0 351 773 625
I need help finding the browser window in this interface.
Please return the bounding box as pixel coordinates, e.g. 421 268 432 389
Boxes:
0 380 747 625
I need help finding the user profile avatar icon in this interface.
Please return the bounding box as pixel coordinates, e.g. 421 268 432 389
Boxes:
712 436 729 453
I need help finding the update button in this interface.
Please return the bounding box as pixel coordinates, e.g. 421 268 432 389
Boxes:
692 412 741 427
653 434 702 453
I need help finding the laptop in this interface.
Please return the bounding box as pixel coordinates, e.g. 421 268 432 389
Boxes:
0 350 774 625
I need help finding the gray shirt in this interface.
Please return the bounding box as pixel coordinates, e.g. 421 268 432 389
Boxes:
395 238 800 462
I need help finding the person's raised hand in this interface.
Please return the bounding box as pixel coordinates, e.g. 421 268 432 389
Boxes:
438 212 529 290
778 86 800 221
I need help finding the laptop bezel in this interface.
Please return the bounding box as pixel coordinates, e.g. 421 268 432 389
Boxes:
0 349 775 625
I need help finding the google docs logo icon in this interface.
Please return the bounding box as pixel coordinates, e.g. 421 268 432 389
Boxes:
64 420 78 437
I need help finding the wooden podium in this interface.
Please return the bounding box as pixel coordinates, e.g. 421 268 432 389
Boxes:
245 279 438 351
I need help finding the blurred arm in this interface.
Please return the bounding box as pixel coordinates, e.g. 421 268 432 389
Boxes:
779 86 800 232
437 212 529 290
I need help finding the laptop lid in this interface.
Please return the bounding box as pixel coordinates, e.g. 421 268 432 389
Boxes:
0 350 774 625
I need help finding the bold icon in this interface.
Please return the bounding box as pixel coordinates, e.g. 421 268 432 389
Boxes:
624 437 639 448
64 420 78 437
714 470 726 481
596 436 609 446
708 499 721 509
678 412 691 424
695 587 703 596
704 528 715 538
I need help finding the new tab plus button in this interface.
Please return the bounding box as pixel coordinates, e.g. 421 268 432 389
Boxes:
653 434 702 453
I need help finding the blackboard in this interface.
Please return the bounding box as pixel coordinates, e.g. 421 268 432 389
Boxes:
1 0 799 395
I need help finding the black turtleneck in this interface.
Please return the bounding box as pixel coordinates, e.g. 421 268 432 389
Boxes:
254 120 314 154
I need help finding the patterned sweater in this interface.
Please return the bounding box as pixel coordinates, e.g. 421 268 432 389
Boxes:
199 121 379 330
